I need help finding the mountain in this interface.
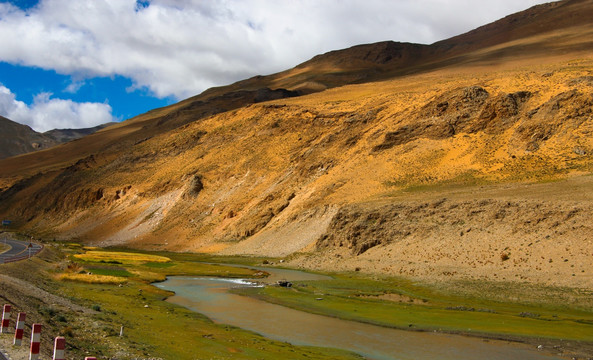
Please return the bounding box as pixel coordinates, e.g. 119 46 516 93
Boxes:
0 116 115 160
1 0 591 178
1 0 592 289
44 123 116 144
0 116 59 159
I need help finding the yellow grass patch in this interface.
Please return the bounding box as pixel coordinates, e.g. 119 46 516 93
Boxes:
129 269 167 282
56 273 127 285
74 251 171 264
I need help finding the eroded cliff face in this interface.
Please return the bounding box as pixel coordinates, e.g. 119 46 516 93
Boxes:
306 187 593 289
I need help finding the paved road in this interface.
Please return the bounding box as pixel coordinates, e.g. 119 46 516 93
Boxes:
0 237 43 264
0 236 43 360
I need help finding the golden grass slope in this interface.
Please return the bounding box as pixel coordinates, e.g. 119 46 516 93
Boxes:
1 0 591 186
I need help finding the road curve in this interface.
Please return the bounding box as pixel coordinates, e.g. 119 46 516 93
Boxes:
0 237 43 264
0 236 44 360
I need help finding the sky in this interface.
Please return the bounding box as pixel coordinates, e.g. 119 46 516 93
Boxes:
0 0 551 132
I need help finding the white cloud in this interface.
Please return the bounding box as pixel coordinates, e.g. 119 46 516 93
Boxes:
64 80 86 94
0 0 550 101
0 85 114 132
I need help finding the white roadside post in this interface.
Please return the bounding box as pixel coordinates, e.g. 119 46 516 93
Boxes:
29 323 42 360
1 304 10 333
14 312 25 345
53 336 65 360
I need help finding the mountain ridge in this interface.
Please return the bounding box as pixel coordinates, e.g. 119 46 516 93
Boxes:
2 0 592 180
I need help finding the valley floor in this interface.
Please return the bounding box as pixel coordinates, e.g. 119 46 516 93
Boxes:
0 242 592 359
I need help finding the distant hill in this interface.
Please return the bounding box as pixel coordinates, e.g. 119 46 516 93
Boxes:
0 116 58 159
44 123 116 143
0 116 114 159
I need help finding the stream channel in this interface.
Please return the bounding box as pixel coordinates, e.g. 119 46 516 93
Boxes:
155 265 563 360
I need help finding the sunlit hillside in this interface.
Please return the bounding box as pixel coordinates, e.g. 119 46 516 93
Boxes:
1 0 592 289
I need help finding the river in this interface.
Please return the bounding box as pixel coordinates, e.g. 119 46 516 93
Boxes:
155 266 563 360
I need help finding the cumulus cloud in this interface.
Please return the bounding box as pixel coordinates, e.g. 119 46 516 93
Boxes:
0 0 549 101
0 85 114 132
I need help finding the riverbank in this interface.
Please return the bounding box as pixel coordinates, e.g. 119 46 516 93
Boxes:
159 273 566 360
234 267 593 359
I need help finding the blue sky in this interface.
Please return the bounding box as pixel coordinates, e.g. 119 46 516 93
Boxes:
0 0 549 132
0 61 173 121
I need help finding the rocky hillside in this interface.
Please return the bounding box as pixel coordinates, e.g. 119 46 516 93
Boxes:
1 0 592 289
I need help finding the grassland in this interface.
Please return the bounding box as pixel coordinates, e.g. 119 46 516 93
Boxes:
56 273 129 284
0 243 361 360
74 250 171 264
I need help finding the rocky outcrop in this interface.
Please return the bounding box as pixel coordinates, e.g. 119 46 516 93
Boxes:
516 90 593 151
373 87 532 151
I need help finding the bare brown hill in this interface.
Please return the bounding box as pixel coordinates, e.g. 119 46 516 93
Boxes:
1 0 593 289
0 116 115 160
44 123 116 143
0 116 58 159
